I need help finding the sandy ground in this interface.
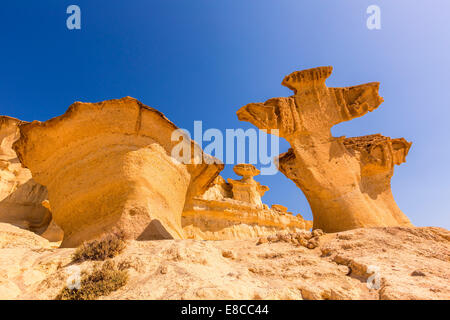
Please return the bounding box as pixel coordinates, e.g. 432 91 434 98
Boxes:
0 223 448 300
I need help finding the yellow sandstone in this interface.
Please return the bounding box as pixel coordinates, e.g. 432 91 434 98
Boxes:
237 66 412 232
13 97 223 247
182 165 312 240
0 116 52 236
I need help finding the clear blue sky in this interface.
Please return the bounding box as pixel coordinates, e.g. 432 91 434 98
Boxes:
1 1 449 229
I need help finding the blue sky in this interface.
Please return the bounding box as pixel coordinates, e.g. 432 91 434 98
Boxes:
1 1 449 229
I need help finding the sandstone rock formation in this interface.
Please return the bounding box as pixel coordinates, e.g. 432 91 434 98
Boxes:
39 200 64 242
0 222 54 250
13 97 223 247
182 164 312 240
0 224 448 300
237 66 413 232
227 164 269 208
0 116 52 235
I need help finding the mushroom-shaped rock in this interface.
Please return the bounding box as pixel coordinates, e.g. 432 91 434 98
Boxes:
237 67 413 232
0 116 51 235
39 200 64 242
13 97 223 247
228 164 269 207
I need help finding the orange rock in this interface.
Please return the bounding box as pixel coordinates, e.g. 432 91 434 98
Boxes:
237 66 412 232
0 116 52 236
13 97 223 247
271 205 288 212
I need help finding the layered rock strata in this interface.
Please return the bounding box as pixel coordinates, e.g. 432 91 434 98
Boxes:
13 97 223 247
182 165 312 240
227 164 269 208
0 116 52 235
237 66 412 232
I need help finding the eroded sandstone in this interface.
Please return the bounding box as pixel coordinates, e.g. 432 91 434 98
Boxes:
0 224 448 300
237 66 413 232
227 164 269 208
13 97 223 247
0 116 52 236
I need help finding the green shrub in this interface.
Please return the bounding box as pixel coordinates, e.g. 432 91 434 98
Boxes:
56 261 128 300
72 232 126 262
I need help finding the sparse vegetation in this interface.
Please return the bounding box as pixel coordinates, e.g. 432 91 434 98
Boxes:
56 260 128 300
72 232 126 262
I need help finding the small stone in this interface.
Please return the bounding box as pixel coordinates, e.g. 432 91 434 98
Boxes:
411 270 426 277
248 267 257 273
295 231 307 238
271 204 288 212
222 250 234 259
307 237 320 249
338 265 350 275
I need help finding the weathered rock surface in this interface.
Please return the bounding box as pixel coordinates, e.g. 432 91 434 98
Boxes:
0 224 448 300
0 116 52 236
39 201 64 242
320 227 450 299
0 223 54 249
227 164 269 208
182 198 310 240
182 165 312 240
13 97 223 247
237 66 413 232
